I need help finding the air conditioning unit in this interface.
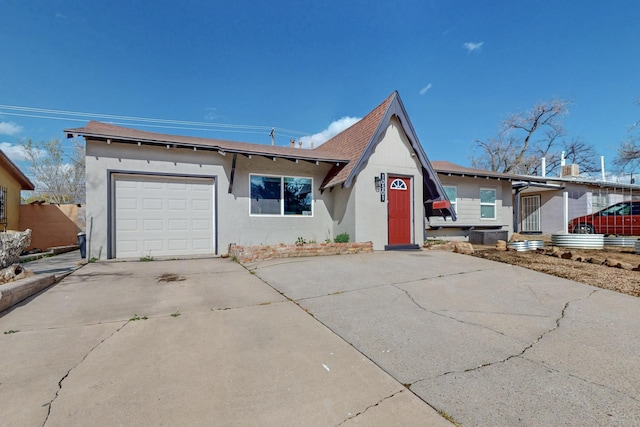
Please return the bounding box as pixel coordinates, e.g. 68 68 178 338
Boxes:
561 164 579 177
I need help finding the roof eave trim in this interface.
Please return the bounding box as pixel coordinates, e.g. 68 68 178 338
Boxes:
0 151 35 190
75 131 348 164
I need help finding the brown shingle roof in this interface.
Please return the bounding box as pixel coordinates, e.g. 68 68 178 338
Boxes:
315 92 395 189
65 121 349 164
66 92 454 218
0 150 35 190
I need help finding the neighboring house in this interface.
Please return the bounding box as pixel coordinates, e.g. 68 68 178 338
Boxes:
65 91 454 260
429 160 640 239
428 161 520 240
0 149 35 231
514 173 640 235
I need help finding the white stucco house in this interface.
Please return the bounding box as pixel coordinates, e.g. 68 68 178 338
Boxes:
66 91 454 260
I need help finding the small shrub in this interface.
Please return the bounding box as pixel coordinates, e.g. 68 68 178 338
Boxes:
295 237 307 245
139 255 154 262
334 233 350 243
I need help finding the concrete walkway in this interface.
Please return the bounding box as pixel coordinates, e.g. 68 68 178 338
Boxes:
21 249 84 276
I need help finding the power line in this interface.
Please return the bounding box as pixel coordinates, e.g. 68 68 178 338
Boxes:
0 104 312 139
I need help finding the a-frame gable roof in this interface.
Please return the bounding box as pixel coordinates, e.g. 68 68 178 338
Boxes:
314 93 395 189
314 92 455 218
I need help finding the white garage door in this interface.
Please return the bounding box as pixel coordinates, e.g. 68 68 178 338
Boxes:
114 174 215 258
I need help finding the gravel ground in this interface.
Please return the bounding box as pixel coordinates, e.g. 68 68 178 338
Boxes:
473 246 640 297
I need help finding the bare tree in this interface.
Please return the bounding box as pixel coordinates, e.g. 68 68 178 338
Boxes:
21 138 85 204
613 116 640 172
471 98 596 175
541 138 601 175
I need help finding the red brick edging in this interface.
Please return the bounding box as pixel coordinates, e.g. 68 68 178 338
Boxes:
228 242 373 263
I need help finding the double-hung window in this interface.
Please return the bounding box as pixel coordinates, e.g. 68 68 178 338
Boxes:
443 186 457 214
250 174 313 216
480 188 496 219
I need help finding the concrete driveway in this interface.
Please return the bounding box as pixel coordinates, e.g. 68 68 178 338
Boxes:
0 258 449 427
249 251 640 426
2 251 639 426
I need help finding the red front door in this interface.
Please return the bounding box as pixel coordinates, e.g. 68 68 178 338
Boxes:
387 176 412 245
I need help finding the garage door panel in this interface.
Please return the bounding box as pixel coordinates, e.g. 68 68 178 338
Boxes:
143 198 163 210
118 198 138 210
116 219 138 231
115 175 214 258
143 181 164 190
168 219 188 231
168 199 188 210
168 239 188 250
191 199 210 210
143 240 165 252
167 182 188 191
143 219 164 232
192 219 211 231
117 240 139 253
193 238 212 250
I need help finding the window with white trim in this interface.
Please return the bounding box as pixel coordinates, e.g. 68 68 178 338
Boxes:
250 174 313 216
480 188 496 219
443 186 457 213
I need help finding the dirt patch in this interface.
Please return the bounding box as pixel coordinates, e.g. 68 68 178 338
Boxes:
157 273 186 283
471 246 640 297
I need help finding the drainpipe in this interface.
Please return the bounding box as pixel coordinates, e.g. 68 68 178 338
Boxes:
513 189 520 233
563 191 569 234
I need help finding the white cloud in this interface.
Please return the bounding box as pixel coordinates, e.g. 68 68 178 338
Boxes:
419 84 433 95
0 121 23 135
463 41 484 53
0 142 27 162
299 116 361 148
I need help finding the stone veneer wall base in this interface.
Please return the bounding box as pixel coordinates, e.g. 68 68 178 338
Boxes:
228 242 373 263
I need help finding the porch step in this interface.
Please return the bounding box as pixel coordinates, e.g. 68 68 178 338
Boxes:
384 244 420 251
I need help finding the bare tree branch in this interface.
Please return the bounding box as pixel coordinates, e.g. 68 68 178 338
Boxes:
21 138 85 204
470 98 599 176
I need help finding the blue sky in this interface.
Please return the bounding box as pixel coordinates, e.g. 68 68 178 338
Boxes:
1 0 639 178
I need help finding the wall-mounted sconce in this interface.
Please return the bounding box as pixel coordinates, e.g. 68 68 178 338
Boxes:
374 173 386 202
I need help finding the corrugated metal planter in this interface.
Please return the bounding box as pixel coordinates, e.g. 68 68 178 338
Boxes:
508 241 530 251
636 240 640 255
528 240 544 250
603 236 638 248
551 234 604 249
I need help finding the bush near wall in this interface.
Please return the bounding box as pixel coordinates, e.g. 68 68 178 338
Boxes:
229 242 373 263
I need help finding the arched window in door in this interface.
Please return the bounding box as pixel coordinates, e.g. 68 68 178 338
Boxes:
390 179 407 190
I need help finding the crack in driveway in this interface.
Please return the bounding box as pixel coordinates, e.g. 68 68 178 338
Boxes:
410 289 600 387
42 320 129 426
335 389 404 426
520 355 640 404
